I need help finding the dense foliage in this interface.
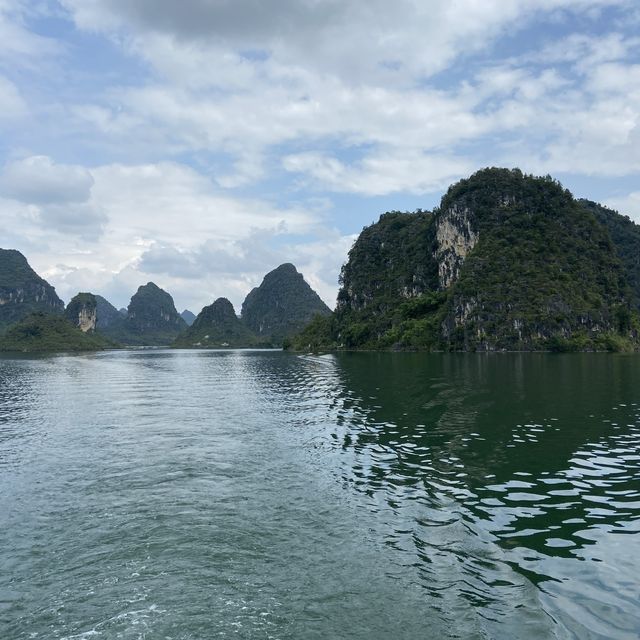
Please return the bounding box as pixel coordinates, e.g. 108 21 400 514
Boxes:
173 298 263 348
289 168 640 352
290 208 450 351
440 169 632 350
0 249 64 331
241 263 331 345
0 313 113 352
580 199 640 309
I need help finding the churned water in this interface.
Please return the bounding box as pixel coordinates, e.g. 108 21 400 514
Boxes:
0 350 639 639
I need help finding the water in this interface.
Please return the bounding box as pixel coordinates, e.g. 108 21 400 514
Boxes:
0 351 639 639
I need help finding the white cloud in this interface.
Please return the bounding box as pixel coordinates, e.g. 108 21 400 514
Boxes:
2 157 344 311
604 192 640 222
0 156 106 240
0 1 62 68
283 150 473 196
0 75 25 120
3 0 640 313
60 0 631 84
0 155 94 204
52 0 639 197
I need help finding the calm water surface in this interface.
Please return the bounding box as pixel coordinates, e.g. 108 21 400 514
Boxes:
0 350 639 639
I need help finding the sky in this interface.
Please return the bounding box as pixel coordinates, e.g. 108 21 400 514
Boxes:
1 0 640 313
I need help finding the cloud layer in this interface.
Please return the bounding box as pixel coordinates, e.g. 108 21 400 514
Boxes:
1 1 639 313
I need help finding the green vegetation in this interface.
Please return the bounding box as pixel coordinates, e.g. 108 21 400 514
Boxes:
288 168 640 353
241 263 331 345
323 210 442 349
580 199 640 309
440 169 631 351
0 313 113 352
173 298 264 348
0 248 64 331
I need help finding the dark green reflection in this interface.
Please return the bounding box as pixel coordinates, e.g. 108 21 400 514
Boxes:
326 353 640 557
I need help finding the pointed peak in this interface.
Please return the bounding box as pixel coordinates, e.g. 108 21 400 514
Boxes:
272 263 298 274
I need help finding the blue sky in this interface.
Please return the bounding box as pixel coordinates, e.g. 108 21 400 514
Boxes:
1 0 640 312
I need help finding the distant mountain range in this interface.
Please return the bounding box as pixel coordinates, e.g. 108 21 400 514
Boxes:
0 251 330 351
3 167 640 353
290 168 640 352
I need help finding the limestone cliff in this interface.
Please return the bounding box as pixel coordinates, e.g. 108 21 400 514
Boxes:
65 293 98 332
0 313 111 352
434 204 478 289
0 249 64 330
434 169 630 350
337 211 436 313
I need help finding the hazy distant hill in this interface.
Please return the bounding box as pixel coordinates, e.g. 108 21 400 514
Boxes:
174 298 259 348
0 248 64 331
180 309 196 326
241 263 331 344
96 295 127 331
291 168 640 352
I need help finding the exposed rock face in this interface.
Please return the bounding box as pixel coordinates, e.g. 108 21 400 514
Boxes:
434 204 479 289
241 263 331 343
65 293 98 332
180 309 196 326
0 249 64 330
174 298 258 348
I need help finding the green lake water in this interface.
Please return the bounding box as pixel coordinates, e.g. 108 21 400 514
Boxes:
0 350 639 639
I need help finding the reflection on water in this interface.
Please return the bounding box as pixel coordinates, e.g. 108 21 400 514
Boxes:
0 350 639 639
260 352 640 638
